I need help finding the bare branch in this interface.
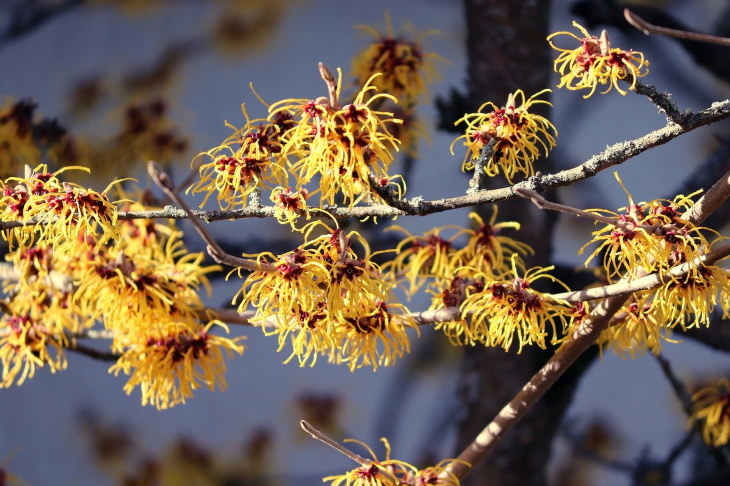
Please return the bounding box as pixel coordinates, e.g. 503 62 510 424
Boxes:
300 420 370 467
624 8 730 47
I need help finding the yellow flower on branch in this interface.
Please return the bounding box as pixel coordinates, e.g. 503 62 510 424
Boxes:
270 186 309 227
0 164 121 251
453 209 533 276
548 21 649 98
596 293 672 358
188 105 292 209
334 299 415 372
385 224 463 294
270 70 404 207
323 436 464 486
237 221 413 370
581 174 717 283
690 378 730 447
460 257 571 352
451 89 557 183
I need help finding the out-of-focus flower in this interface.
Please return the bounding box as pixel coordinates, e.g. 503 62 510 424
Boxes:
451 89 557 183
548 21 649 98
690 378 730 447
0 313 68 387
352 12 446 103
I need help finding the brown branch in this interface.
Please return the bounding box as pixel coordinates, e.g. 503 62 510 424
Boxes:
624 8 730 47
147 161 276 273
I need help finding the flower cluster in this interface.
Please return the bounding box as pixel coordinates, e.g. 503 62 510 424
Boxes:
0 184 243 408
384 209 574 350
548 21 649 97
269 71 404 208
188 105 293 209
451 89 557 183
323 437 464 486
582 175 730 355
109 321 243 409
0 164 120 251
237 221 415 370
689 378 730 447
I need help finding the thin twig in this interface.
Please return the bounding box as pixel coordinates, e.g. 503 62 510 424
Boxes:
624 8 730 47
147 161 276 273
300 420 370 466
654 353 694 416
68 342 120 362
515 188 621 226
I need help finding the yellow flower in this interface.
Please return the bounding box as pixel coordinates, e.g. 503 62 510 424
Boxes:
0 313 68 387
238 222 412 370
581 174 716 282
270 186 309 227
452 209 533 276
110 320 244 410
323 438 408 486
323 437 464 486
430 275 486 346
0 99 43 178
188 105 292 209
1 164 121 251
351 12 445 103
656 264 729 330
596 293 673 358
460 257 571 352
690 378 730 447
270 70 403 207
548 21 649 98
75 228 218 350
451 89 557 183
334 299 415 372
385 224 462 294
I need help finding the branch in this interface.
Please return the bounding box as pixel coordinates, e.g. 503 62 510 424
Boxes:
467 137 499 194
0 0 86 47
633 81 689 126
1 98 727 231
300 420 370 467
146 161 276 273
624 8 730 47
